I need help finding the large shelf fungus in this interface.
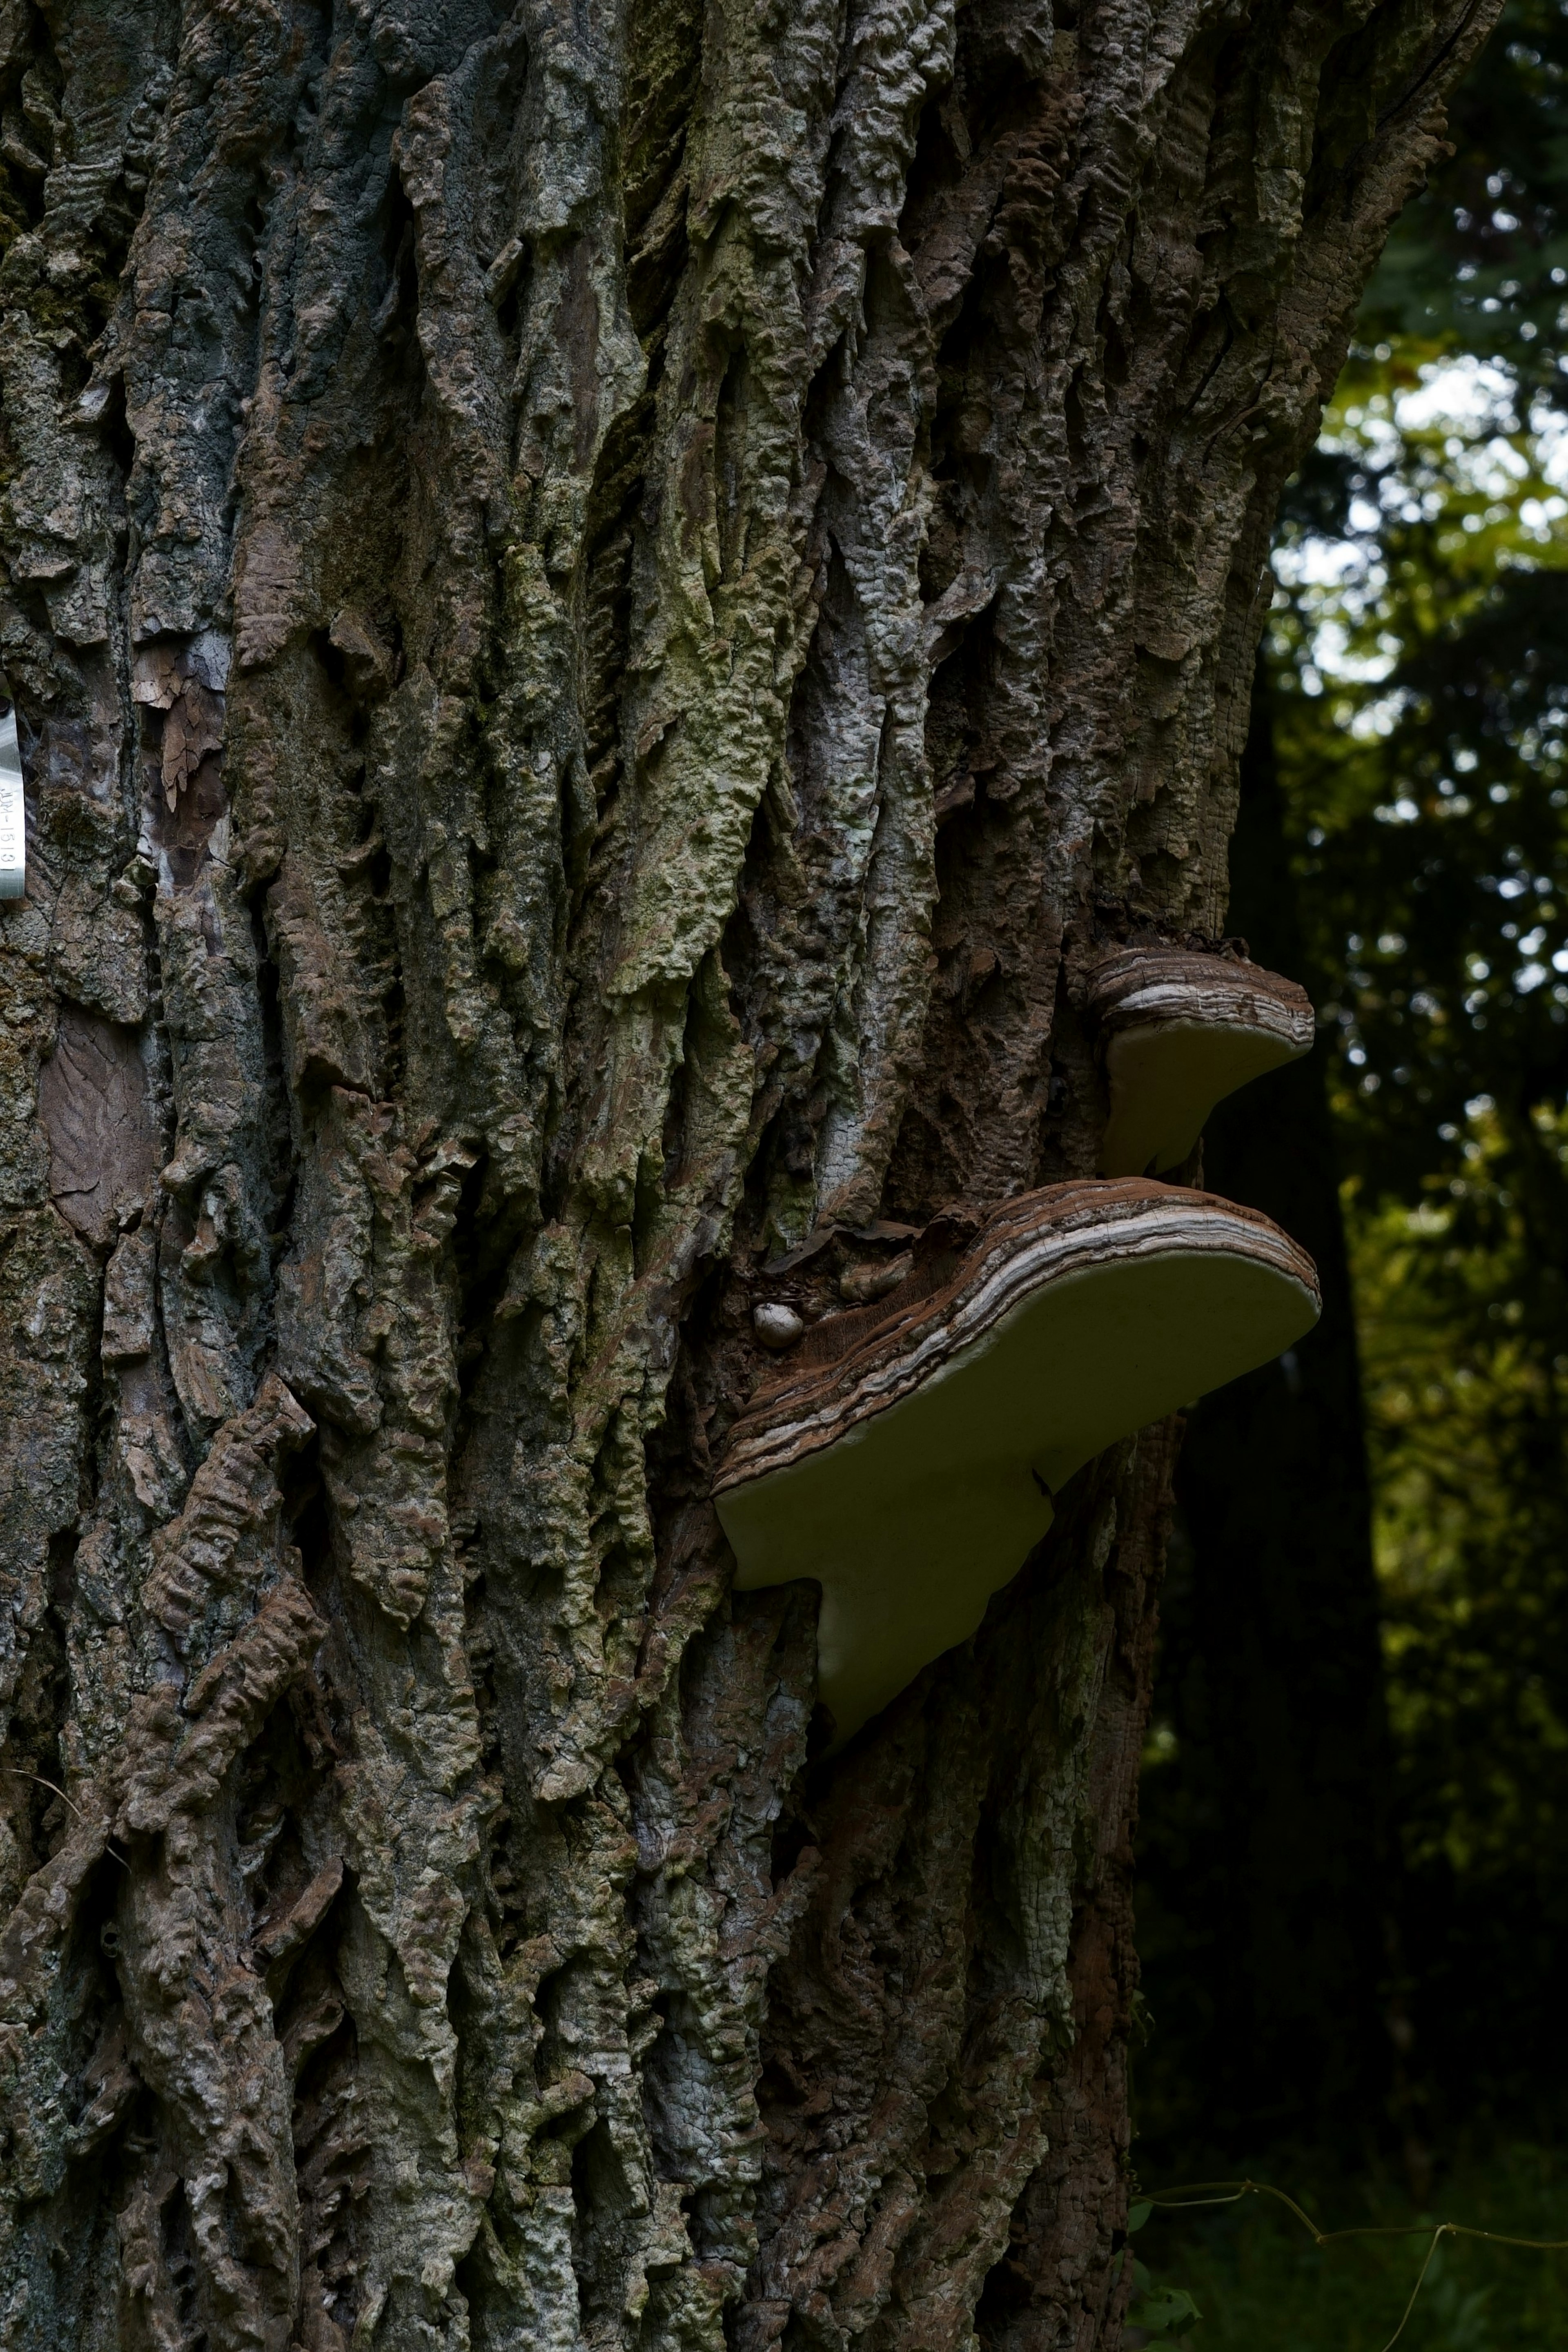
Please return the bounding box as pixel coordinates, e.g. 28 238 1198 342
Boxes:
1089 947 1314 1178
715 1180 1320 1744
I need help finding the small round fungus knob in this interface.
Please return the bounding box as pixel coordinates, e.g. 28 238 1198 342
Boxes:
753 1302 805 1351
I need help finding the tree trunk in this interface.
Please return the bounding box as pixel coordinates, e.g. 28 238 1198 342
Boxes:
0 2 1491 2348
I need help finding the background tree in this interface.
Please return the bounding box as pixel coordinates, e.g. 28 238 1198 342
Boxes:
1131 668 1395 2168
0 1 1499 2348
1138 0 1568 2176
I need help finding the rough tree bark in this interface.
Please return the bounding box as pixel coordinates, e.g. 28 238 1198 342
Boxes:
0 1 1492 2348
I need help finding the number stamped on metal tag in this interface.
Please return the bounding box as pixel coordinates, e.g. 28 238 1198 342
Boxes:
0 708 23 900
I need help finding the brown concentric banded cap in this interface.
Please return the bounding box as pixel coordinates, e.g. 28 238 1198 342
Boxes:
1087 944 1312 1035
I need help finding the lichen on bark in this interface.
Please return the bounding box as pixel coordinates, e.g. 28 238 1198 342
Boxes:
0 0 1494 2346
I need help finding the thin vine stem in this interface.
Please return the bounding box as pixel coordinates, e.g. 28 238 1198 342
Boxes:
1140 2177 1568 2350
2 1765 127 1866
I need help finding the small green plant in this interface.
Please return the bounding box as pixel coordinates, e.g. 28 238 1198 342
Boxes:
1121 2199 1203 2347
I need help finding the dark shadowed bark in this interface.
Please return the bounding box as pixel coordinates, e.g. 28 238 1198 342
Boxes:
0 1 1491 2348
1135 671 1395 2165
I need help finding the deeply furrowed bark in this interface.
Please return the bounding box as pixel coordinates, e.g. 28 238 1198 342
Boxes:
0 0 1489 2347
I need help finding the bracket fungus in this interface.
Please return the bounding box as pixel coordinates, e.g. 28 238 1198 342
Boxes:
715 1180 1320 1745
1088 947 1314 1178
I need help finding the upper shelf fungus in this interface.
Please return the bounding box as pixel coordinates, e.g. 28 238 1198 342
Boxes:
715 1180 1320 1746
1088 947 1314 1178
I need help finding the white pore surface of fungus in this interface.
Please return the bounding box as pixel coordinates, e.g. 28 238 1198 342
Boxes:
715 1181 1320 1744
1100 1014 1305 1176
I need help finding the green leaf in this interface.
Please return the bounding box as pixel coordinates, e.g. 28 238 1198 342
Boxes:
1128 2202 1154 2233
1128 2286 1203 2335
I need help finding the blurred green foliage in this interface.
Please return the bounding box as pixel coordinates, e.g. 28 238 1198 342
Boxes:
1270 154 1568 2120
1356 0 1568 396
